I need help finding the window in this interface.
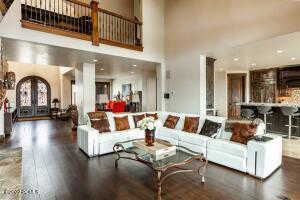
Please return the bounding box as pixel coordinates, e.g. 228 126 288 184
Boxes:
37 80 48 106
20 80 31 107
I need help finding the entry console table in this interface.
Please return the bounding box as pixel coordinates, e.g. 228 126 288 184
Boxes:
113 139 207 200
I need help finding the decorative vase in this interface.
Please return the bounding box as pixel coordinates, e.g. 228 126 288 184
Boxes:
145 129 155 146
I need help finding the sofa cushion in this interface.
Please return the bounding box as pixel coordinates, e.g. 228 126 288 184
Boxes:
230 123 257 145
177 131 209 148
146 113 159 120
114 116 130 131
200 119 222 137
182 117 199 133
133 114 146 128
164 115 180 129
207 139 247 158
91 119 111 133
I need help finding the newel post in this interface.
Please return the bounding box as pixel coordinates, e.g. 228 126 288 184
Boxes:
90 0 99 46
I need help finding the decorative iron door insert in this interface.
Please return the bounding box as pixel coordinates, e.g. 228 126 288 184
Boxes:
17 76 51 117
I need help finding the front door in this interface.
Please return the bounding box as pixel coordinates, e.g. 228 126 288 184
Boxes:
17 76 51 118
227 74 246 119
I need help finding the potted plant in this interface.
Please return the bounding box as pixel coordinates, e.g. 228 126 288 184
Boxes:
138 117 158 146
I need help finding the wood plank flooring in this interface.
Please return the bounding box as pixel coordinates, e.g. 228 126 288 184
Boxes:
1 119 300 200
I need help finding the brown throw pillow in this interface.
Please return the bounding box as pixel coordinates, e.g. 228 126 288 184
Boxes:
230 123 257 145
88 112 107 120
146 113 159 120
182 117 199 133
164 115 180 129
114 116 130 131
91 119 111 133
133 114 146 128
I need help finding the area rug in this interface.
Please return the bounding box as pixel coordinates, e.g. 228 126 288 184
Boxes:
0 147 22 200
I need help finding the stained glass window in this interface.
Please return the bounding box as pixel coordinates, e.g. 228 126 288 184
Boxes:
20 80 31 107
37 80 47 106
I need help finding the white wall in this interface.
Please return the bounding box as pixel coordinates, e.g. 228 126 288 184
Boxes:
113 74 143 96
112 72 157 112
60 74 72 109
101 0 134 18
164 0 300 114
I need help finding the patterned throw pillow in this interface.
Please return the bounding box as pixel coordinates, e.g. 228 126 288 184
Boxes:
133 114 146 128
182 117 200 133
146 113 159 120
88 112 107 120
114 116 130 131
91 119 111 133
230 123 257 145
200 119 222 137
163 115 180 129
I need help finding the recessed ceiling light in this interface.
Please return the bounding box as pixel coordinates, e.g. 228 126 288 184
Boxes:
132 64 137 67
93 59 98 62
130 71 135 74
234 58 239 61
251 63 256 66
291 57 296 60
100 68 104 71
277 50 284 53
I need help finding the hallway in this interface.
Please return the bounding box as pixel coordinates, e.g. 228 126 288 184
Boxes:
3 120 300 200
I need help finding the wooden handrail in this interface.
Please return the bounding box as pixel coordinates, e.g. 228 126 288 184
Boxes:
98 8 142 25
0 0 7 16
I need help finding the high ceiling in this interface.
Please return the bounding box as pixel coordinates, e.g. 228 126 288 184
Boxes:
2 38 157 78
211 31 300 71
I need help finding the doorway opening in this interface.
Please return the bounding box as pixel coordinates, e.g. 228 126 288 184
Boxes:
227 73 246 119
16 76 51 118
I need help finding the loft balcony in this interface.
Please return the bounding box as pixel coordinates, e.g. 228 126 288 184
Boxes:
19 0 143 51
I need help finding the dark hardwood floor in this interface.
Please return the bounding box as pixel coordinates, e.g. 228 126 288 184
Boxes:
1 119 300 200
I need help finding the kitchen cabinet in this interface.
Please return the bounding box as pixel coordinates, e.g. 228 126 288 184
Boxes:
250 69 277 103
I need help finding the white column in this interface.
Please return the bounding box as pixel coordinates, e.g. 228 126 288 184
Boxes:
156 62 166 111
199 55 207 118
75 64 84 124
75 62 96 125
83 63 96 115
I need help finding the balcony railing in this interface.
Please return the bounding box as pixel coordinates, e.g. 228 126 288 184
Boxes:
0 0 14 17
20 0 143 51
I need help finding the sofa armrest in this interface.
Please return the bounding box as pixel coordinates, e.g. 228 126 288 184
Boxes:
247 134 282 179
77 125 99 157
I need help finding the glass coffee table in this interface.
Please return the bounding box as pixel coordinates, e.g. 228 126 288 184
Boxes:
113 139 207 200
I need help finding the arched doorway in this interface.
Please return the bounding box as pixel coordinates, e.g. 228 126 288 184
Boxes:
16 76 51 118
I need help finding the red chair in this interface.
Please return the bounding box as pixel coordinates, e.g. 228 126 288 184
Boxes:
106 101 126 113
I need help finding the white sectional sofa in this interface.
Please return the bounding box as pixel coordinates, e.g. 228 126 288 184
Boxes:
77 111 282 179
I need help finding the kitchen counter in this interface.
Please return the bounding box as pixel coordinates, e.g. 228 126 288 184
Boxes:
238 102 300 107
240 103 300 137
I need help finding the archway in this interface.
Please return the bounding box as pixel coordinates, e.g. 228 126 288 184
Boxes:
16 76 51 117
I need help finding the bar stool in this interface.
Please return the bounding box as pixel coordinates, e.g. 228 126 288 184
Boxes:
257 106 273 134
281 107 300 140
241 108 255 120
